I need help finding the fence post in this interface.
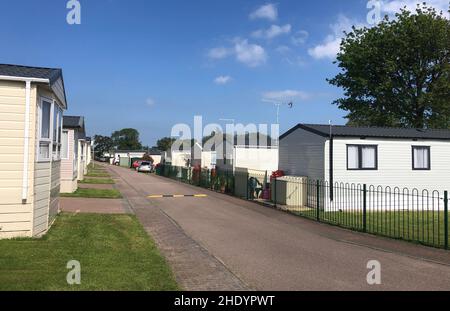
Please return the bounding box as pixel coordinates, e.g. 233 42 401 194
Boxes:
274 177 277 209
363 184 367 233
445 191 448 250
316 180 320 221
246 172 250 200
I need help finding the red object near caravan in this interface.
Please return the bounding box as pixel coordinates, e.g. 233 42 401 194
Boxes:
270 170 285 181
132 160 143 169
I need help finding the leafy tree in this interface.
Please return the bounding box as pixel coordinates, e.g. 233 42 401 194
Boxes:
142 153 154 163
328 4 450 128
111 128 142 150
156 137 176 151
93 135 113 157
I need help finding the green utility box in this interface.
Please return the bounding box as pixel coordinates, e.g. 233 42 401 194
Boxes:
119 157 130 167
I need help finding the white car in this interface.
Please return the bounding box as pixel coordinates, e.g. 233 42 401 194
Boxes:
137 161 154 173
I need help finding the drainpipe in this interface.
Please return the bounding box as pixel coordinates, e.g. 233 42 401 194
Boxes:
22 80 31 203
0 76 51 203
329 121 334 202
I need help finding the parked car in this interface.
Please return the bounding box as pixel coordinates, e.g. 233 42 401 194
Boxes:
132 160 143 169
96 156 109 163
137 161 154 173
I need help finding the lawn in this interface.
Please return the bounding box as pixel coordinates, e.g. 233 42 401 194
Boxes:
0 214 179 290
292 208 448 248
79 178 115 185
60 188 122 199
85 172 110 178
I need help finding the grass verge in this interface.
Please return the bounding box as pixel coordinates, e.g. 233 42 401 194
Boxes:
292 208 448 248
0 214 179 290
79 178 115 185
85 172 110 178
60 188 122 199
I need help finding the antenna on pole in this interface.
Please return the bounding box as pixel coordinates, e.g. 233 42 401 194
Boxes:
329 120 333 138
262 99 293 125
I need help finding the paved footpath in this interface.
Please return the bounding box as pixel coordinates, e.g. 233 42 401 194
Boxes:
105 164 450 291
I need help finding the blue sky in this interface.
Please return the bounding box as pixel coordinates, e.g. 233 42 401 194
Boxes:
1 0 448 146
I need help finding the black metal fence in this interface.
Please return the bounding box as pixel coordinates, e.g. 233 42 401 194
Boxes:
158 164 235 195
272 179 449 249
156 164 449 250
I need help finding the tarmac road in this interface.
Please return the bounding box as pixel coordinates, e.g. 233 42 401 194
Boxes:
108 164 450 291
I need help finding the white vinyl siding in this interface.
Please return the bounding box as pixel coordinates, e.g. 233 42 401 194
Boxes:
325 138 450 193
0 80 37 238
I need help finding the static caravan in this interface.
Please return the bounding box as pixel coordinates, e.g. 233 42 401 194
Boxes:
190 142 216 169
0 64 68 238
165 149 191 167
112 150 148 167
60 116 86 193
279 123 450 193
147 148 163 165
215 137 278 172
86 137 92 166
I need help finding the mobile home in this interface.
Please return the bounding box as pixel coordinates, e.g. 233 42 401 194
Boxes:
215 136 278 172
60 116 86 193
0 64 68 238
279 123 450 192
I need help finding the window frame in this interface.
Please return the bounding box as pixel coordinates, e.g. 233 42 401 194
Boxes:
412 146 431 171
61 130 70 160
346 144 378 171
37 96 64 162
52 106 63 161
37 97 53 162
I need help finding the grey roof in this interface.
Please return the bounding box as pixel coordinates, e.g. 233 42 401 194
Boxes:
0 64 67 108
63 116 84 129
280 124 450 141
0 64 62 83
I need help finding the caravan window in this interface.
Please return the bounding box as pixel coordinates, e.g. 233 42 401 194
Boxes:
347 145 378 170
38 98 63 162
412 146 430 170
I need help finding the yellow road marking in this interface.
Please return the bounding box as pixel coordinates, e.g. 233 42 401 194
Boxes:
194 194 208 198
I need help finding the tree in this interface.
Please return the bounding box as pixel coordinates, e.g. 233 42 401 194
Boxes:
142 153 154 163
156 137 176 151
328 4 450 128
111 128 142 150
93 135 113 157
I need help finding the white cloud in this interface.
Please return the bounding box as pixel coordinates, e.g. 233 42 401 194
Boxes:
308 15 364 60
291 30 309 45
207 47 232 59
275 45 291 54
249 3 278 21
208 39 267 67
262 90 311 102
252 24 292 40
146 97 156 107
234 39 268 67
214 75 232 85
308 36 342 60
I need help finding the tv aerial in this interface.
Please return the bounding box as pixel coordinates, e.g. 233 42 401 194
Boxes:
262 99 294 124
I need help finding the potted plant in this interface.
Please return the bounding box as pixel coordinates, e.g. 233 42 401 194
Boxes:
219 175 226 193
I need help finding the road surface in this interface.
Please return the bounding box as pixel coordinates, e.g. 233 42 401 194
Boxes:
107 164 450 291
